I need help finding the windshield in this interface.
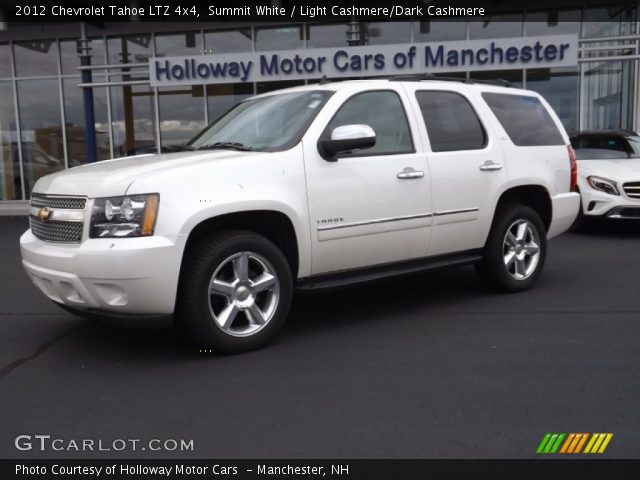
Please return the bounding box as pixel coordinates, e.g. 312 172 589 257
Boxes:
628 136 640 155
574 148 633 160
187 90 333 152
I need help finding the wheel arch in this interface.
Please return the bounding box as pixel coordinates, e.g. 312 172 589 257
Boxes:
181 210 300 279
494 185 552 232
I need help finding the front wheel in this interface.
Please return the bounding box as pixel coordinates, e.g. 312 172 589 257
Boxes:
475 204 547 292
177 230 293 354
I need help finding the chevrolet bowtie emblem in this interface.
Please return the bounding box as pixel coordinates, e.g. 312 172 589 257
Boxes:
37 207 52 222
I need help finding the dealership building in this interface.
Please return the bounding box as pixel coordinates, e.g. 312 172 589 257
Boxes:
0 4 639 211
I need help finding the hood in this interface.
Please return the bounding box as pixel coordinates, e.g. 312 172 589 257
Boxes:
577 158 640 182
32 150 247 197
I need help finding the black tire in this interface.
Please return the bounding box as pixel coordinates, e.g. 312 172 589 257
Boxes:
569 196 591 233
475 204 547 292
176 230 293 354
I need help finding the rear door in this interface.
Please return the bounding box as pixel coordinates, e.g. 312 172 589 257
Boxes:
402 84 509 256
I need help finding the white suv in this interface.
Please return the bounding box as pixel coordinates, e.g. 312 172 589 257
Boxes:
20 79 580 353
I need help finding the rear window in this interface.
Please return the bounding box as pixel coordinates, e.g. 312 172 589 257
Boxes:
415 91 486 152
481 92 564 146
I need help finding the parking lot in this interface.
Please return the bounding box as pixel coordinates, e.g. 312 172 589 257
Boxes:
1 215 639 459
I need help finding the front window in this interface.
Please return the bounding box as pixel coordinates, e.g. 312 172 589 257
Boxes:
187 90 333 152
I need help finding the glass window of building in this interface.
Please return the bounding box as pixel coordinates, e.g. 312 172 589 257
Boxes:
60 38 106 75
155 31 203 57
0 44 12 77
110 85 157 157
470 69 523 85
158 86 206 148
13 39 59 77
306 23 350 48
526 67 578 132
255 26 303 51
107 34 153 65
256 80 304 94
412 21 467 42
581 60 635 130
205 28 252 53
207 84 254 124
0 81 20 200
525 10 581 36
16 79 65 197
361 22 411 45
469 16 524 39
582 5 637 37
63 77 111 166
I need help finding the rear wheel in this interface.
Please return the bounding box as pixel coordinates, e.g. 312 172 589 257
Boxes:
475 204 547 292
177 230 293 354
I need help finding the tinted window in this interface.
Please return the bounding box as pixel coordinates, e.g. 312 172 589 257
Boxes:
415 91 486 152
326 91 413 156
570 135 630 153
482 92 565 146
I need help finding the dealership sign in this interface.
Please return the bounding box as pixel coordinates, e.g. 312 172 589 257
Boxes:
150 34 578 86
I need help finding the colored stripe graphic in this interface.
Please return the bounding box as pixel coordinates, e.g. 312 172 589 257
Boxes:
538 433 613 454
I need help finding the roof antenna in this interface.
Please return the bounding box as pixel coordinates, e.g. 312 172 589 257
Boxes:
319 75 330 85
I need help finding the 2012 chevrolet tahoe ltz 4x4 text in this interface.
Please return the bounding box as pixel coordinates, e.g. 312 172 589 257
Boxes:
20 78 580 353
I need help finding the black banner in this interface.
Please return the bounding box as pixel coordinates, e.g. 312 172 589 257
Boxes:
5 460 640 480
0 0 631 22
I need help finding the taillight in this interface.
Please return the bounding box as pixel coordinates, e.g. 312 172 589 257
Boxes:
568 145 577 192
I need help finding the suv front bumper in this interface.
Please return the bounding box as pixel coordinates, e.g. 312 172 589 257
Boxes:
20 230 186 317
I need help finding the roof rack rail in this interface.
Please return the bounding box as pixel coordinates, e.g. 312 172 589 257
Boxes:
388 73 518 87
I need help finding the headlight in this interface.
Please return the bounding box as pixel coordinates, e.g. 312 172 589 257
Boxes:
587 176 620 196
90 194 159 238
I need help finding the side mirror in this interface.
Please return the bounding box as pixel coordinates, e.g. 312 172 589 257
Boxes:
318 124 376 161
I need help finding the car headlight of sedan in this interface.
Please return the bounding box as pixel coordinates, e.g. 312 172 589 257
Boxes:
90 193 159 238
587 176 620 196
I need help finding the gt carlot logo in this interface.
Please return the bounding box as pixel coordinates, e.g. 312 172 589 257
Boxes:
536 433 613 454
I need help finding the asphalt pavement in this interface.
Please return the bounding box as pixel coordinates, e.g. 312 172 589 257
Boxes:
1 216 639 459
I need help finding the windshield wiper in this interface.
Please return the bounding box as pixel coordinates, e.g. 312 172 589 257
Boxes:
197 142 255 152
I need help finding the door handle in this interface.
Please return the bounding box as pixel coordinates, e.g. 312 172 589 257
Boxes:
397 167 425 179
479 160 503 171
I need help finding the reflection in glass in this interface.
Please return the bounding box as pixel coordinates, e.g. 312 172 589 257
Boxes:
306 24 349 48
16 79 65 197
205 29 252 53
207 84 254 123
158 86 205 148
469 16 523 39
14 40 59 77
110 85 157 157
526 67 578 131
0 82 21 200
470 69 523 85
413 21 466 42
107 35 153 64
60 38 106 75
583 6 637 37
361 22 411 45
581 61 634 130
63 77 111 166
255 26 303 51
0 44 12 77
256 81 304 95
155 32 203 57
525 10 581 36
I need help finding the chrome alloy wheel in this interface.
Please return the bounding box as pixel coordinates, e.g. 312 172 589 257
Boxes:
502 219 541 280
208 251 280 337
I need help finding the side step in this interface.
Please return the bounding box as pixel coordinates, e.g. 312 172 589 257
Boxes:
296 250 482 292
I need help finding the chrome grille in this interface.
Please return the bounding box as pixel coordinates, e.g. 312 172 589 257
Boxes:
623 182 640 199
30 217 83 243
31 193 86 210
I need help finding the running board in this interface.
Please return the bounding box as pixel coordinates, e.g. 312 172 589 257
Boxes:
296 251 482 292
